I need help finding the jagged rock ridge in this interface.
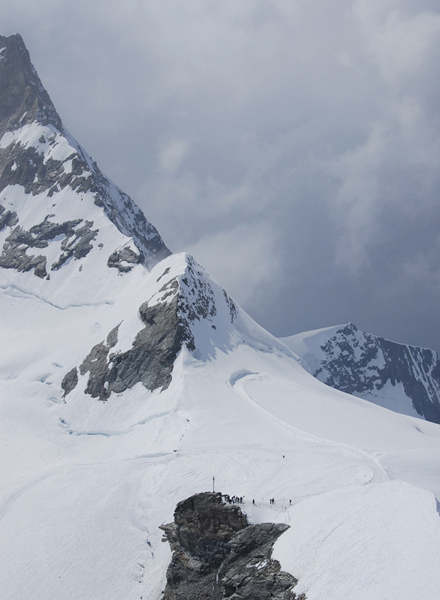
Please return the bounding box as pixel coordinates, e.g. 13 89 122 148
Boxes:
160 492 303 600
282 322 440 423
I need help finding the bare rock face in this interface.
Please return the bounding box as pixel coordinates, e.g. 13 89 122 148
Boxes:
63 254 237 400
74 297 191 400
0 215 98 278
107 247 141 273
160 492 303 600
0 34 62 136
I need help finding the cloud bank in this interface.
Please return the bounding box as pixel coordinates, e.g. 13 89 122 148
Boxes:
1 0 440 350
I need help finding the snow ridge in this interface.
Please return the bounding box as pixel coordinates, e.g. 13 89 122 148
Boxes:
61 253 268 401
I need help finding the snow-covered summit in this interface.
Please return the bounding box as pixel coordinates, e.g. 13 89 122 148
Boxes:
62 252 295 402
281 322 440 423
0 33 170 300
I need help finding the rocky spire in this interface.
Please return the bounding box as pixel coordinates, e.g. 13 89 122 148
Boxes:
0 34 63 138
160 492 303 600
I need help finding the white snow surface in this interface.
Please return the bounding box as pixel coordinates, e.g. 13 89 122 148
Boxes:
1 251 440 600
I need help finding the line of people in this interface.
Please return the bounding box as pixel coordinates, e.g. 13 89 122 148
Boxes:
223 494 243 504
223 494 293 506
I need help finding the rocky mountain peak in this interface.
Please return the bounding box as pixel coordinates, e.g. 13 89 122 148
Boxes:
160 492 302 600
61 253 241 400
282 323 440 424
0 34 62 137
0 33 170 285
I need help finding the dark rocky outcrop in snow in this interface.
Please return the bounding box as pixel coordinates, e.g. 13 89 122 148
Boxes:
0 34 62 136
179 257 218 323
61 367 78 397
160 492 303 600
223 289 238 324
64 255 235 400
0 204 18 230
0 215 98 278
296 322 440 424
75 297 192 400
107 247 141 273
0 142 89 197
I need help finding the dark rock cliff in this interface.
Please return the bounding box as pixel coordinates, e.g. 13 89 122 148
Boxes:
160 492 303 600
0 34 62 135
65 295 192 400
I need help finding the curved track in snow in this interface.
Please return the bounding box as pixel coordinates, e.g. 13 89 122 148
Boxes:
228 368 390 492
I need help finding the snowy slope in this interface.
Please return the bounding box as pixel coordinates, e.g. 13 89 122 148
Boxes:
2 253 440 600
1 33 440 600
282 322 440 424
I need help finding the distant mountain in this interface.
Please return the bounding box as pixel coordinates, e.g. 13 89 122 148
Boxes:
281 322 440 423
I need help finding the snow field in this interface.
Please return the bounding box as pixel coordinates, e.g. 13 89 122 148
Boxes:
273 480 440 600
1 254 440 599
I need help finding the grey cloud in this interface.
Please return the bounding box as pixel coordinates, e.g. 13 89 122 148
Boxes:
1 0 440 350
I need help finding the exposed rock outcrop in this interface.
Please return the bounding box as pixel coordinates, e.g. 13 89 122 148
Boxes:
107 246 141 273
74 296 191 400
0 34 62 136
0 204 18 230
0 215 98 278
64 254 237 400
160 492 303 600
61 367 78 397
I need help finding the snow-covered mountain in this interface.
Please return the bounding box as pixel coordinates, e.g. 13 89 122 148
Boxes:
0 34 169 294
281 322 440 424
2 33 440 600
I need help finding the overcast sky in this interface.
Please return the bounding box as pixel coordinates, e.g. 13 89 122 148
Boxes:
2 1 440 350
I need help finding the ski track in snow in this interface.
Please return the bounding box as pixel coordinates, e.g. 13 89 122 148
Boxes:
0 470 58 524
0 461 110 524
229 368 389 491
